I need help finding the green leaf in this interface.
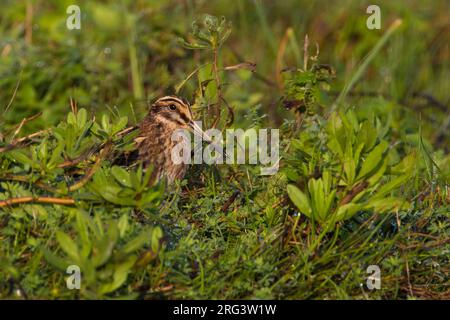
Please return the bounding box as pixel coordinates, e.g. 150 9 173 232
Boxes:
113 116 128 134
38 139 48 160
67 112 77 125
326 114 346 159
92 221 119 268
111 166 132 188
356 140 389 181
287 184 312 217
73 120 93 151
122 229 152 254
367 157 388 186
151 227 163 253
75 210 92 259
48 139 64 168
308 178 335 221
118 214 129 238
99 257 136 294
390 152 416 175
139 190 162 207
372 174 411 200
77 108 88 128
56 231 79 262
365 197 409 212
336 203 364 221
343 148 356 184
101 114 110 133
308 178 323 219
359 120 378 152
42 248 69 271
7 150 34 166
323 190 337 221
100 187 135 205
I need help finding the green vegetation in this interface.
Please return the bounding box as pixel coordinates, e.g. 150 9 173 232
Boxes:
0 1 448 299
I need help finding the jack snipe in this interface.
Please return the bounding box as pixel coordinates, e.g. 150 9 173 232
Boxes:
135 96 205 185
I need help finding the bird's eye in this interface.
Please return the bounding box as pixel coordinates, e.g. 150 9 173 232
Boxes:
169 104 177 111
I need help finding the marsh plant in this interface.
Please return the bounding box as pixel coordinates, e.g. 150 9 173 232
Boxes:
286 110 414 231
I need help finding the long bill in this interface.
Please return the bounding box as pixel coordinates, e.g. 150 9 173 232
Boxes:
189 120 230 161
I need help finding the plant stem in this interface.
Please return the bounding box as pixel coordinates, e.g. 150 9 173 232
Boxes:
0 196 75 208
128 16 143 100
212 46 222 128
66 143 112 192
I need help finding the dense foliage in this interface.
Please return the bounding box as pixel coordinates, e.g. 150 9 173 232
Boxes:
0 1 448 299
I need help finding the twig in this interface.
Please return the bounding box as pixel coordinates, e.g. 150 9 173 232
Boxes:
223 62 256 72
69 96 77 114
57 126 134 169
57 144 103 169
0 175 57 193
117 125 138 137
57 153 92 169
25 0 33 46
303 34 309 71
13 129 50 144
0 196 75 208
220 97 234 128
404 256 414 297
65 143 112 192
1 143 112 194
4 70 22 113
339 181 369 205
230 48 276 87
10 112 42 140
221 191 240 213
398 237 450 250
0 129 51 153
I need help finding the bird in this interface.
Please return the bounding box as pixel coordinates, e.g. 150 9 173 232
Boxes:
134 96 205 185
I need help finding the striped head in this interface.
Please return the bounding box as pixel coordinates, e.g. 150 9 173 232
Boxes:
150 96 193 130
149 96 206 138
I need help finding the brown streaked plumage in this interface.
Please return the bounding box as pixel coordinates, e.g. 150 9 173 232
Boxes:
135 96 201 185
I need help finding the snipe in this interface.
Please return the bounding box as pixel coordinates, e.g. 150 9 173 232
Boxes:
135 96 205 185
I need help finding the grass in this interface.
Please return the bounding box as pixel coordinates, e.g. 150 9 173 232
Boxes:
0 0 449 300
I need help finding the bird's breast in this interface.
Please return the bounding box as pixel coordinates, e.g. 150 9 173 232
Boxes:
137 124 189 184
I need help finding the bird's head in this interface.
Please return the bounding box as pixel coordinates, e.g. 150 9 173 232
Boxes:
150 96 192 129
150 96 208 139
141 95 227 164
